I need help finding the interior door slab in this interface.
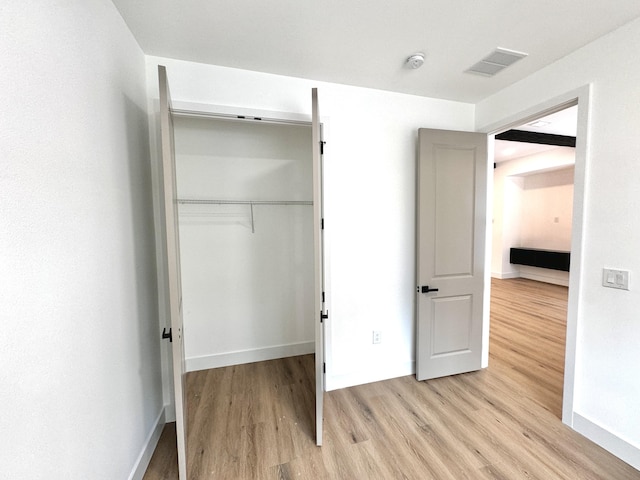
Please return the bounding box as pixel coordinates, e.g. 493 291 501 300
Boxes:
158 65 188 479
416 128 488 381
312 88 325 446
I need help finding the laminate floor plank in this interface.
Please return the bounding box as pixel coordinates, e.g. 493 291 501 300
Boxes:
144 278 640 479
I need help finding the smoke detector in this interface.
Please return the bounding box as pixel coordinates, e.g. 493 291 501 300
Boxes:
406 53 425 69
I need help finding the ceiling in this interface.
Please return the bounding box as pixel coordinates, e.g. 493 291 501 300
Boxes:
515 107 578 137
495 106 577 163
112 1 640 103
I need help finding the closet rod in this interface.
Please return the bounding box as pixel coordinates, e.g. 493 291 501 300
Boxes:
177 199 313 234
177 199 313 206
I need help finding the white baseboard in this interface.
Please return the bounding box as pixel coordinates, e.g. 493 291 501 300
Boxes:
128 408 166 480
185 341 315 372
326 360 415 391
491 271 520 279
573 413 640 471
519 266 569 286
164 401 175 423
492 268 570 286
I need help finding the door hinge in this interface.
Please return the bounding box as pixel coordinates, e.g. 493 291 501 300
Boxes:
162 327 172 343
321 310 329 322
323 362 326 374
320 140 326 155
322 291 325 303
321 218 324 230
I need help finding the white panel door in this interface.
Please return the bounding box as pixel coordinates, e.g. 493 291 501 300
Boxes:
312 88 325 446
416 128 488 381
158 65 188 479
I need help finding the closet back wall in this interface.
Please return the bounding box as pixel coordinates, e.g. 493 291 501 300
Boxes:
174 116 315 371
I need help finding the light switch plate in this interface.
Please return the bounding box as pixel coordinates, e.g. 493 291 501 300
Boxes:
602 268 630 290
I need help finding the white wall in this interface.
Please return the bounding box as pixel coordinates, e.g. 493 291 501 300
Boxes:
492 148 575 284
173 117 315 370
519 167 574 286
145 56 475 392
0 1 163 479
520 167 574 250
478 17 640 469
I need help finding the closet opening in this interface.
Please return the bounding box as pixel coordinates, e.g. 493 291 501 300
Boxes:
174 113 315 372
172 110 319 460
157 67 326 476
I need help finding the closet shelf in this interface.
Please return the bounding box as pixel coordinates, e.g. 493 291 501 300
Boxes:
177 199 313 206
177 199 313 233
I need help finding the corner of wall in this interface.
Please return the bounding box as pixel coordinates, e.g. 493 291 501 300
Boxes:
128 408 166 480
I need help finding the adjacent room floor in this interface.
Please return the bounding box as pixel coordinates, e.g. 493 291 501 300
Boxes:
144 278 640 479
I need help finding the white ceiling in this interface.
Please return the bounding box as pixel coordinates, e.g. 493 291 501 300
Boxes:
516 107 578 137
111 1 640 102
495 106 577 163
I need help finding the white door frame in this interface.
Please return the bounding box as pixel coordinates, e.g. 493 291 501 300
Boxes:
477 84 591 427
164 98 330 442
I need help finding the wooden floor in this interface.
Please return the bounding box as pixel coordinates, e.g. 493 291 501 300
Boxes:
489 277 568 419
144 278 640 479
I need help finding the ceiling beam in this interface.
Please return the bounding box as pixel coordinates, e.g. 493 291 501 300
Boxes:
496 129 576 147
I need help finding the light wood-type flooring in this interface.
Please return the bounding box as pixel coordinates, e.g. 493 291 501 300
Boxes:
144 278 640 479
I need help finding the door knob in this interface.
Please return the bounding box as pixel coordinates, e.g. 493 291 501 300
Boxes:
420 286 439 293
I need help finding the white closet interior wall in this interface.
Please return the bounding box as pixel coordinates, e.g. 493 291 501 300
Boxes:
174 116 315 371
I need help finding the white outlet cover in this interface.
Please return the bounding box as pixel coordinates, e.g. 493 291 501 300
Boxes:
602 268 630 290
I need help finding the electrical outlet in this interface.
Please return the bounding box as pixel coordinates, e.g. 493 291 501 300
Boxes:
372 331 382 344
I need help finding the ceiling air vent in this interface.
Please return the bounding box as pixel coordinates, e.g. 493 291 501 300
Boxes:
465 47 528 77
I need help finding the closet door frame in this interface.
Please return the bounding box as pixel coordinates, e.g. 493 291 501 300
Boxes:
169 98 329 445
